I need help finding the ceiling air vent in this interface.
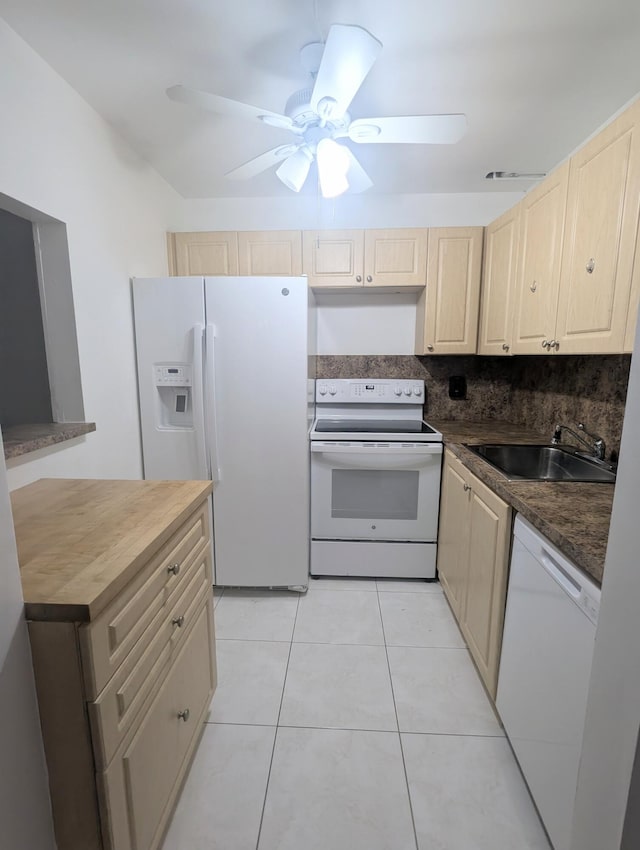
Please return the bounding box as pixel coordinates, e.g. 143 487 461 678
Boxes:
485 171 547 180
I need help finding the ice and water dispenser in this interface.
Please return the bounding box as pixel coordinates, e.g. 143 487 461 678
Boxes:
154 363 194 429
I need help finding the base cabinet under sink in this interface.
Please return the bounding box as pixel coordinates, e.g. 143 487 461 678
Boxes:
437 449 512 698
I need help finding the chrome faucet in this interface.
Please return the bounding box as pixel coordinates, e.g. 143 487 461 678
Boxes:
551 422 606 461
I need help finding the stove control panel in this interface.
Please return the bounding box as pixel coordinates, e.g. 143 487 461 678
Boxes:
315 379 425 403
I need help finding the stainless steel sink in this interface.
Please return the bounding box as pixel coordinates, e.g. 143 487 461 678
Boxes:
465 443 617 483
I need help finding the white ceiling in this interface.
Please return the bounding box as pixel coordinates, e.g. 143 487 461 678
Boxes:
1 0 640 199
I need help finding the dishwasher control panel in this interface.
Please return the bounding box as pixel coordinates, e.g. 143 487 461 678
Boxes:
578 588 600 625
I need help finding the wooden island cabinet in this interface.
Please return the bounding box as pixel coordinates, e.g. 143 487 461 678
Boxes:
11 478 217 850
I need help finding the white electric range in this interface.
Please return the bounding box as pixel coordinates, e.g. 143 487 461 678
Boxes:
309 379 443 578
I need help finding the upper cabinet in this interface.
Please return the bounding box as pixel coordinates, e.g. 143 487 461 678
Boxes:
416 227 484 355
555 100 640 353
169 231 239 276
168 230 302 277
478 206 520 355
511 163 569 354
481 96 640 357
624 223 640 351
238 231 302 276
303 228 428 288
302 229 364 287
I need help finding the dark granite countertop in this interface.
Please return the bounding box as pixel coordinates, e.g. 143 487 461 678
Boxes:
430 420 614 586
3 422 96 459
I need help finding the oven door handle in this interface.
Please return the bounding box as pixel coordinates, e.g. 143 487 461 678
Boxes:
310 443 442 455
311 449 441 470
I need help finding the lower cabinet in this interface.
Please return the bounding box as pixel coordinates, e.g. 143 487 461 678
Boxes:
437 449 512 699
25 495 217 850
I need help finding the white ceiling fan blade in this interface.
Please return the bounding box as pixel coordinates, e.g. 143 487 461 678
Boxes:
344 149 373 194
348 114 467 145
311 25 382 121
167 85 293 129
225 144 301 180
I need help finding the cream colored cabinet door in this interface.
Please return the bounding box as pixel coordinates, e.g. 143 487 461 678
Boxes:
437 451 471 621
238 230 302 276
478 206 520 355
363 228 428 288
555 100 640 353
512 163 569 354
303 230 364 287
462 474 511 699
624 225 640 352
101 601 215 850
416 227 483 354
169 231 239 276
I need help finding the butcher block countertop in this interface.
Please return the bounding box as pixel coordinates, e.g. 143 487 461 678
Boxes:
430 420 615 586
11 478 212 623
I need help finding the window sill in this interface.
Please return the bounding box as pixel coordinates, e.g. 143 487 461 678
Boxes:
2 422 96 460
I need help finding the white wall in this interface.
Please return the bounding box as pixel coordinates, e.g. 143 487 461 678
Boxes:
315 290 418 355
0 18 182 491
172 190 522 233
570 316 640 850
0 438 55 848
0 19 183 847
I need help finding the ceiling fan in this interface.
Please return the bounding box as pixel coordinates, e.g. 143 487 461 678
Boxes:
167 24 466 198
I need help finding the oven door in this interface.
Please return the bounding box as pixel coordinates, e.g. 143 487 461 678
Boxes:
310 441 442 541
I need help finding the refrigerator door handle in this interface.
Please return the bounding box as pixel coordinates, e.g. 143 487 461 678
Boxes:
192 323 210 479
205 323 221 482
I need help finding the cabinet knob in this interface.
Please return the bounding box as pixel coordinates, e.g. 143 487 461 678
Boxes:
463 483 471 492
586 258 596 274
366 275 373 283
172 615 185 628
542 339 550 350
427 344 434 352
167 563 180 576
177 708 190 722
356 275 362 282
549 339 557 350
502 343 510 351
530 281 537 292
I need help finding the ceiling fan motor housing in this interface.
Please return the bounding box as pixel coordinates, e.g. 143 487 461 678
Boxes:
285 88 350 133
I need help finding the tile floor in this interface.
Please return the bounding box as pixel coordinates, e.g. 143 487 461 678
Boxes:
162 578 551 850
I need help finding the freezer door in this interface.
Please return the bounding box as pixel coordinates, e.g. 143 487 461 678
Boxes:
204 276 309 588
132 277 208 480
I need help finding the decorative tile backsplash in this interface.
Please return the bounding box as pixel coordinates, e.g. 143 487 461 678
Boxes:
316 354 632 459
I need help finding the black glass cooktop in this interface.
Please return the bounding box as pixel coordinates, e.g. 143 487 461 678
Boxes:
314 418 437 434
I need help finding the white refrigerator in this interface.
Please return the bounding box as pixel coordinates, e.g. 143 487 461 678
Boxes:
132 275 314 590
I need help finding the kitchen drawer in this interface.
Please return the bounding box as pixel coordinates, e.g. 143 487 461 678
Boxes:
89 554 211 770
98 597 216 850
80 503 210 698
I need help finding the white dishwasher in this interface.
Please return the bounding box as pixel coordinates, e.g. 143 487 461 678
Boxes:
496 515 600 850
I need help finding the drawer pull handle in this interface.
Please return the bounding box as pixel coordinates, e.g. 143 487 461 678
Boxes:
177 708 190 722
502 343 510 351
463 483 471 492
172 615 185 628
167 563 181 576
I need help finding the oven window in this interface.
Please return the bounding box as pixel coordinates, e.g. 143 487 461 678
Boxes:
331 469 419 520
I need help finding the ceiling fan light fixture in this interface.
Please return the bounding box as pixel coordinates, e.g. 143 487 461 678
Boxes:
276 147 313 192
317 138 350 198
